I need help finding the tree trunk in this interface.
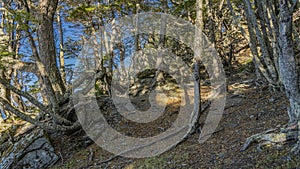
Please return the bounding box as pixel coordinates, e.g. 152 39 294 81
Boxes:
227 0 261 79
57 8 66 86
205 0 216 44
243 0 279 86
0 2 15 120
151 0 168 89
192 0 203 133
278 0 300 124
0 0 80 132
135 3 140 51
36 0 66 98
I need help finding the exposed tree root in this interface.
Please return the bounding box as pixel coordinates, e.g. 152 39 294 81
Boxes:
241 122 300 154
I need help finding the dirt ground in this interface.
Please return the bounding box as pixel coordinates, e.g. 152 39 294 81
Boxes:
1 51 299 168
49 65 300 169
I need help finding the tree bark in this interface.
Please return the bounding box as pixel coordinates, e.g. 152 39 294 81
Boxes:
227 0 261 79
36 0 66 97
192 0 203 133
205 0 216 44
57 8 66 86
243 0 279 86
278 0 300 124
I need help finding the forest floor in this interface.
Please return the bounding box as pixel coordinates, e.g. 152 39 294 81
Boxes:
49 63 300 169
1 57 300 168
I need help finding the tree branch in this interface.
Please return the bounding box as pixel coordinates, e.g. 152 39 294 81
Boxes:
0 97 80 132
0 78 72 125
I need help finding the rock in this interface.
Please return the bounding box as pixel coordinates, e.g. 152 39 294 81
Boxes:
0 129 59 169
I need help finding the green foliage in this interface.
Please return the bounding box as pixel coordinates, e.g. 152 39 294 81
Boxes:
4 9 35 32
171 0 196 16
0 47 15 69
69 4 97 19
0 51 15 57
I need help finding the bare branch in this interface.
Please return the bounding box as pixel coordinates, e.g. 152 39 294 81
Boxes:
0 97 81 132
0 78 73 125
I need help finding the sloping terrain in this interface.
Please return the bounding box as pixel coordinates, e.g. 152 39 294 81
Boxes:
49 67 300 168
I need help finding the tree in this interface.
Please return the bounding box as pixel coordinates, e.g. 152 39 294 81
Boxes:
240 0 300 153
0 0 80 132
242 0 280 86
192 0 203 133
241 0 300 124
1 0 177 133
0 1 24 121
277 0 300 125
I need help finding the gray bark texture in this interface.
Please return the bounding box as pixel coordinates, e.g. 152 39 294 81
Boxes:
278 0 300 124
